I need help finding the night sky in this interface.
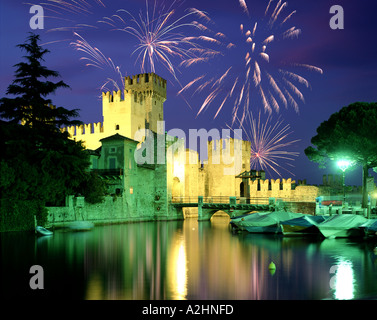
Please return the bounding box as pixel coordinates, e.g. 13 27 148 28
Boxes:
1 0 377 186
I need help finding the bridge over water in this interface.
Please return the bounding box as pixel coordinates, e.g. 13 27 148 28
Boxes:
171 196 273 221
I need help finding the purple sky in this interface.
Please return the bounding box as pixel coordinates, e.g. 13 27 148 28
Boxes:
1 0 377 186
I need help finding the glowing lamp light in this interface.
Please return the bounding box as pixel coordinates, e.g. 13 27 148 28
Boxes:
337 159 352 207
337 160 351 172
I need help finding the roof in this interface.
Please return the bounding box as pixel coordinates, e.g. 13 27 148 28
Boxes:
235 170 265 179
99 133 138 144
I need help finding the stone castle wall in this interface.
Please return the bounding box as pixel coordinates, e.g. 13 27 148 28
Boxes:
46 195 183 227
62 73 166 150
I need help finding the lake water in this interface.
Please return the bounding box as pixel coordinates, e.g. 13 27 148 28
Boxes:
2 216 377 300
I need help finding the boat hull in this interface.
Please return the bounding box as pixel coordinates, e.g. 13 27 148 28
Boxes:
36 226 53 236
361 219 377 237
244 225 281 234
281 225 320 237
317 226 364 238
281 216 328 237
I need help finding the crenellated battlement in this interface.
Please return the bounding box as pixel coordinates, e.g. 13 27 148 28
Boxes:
102 90 123 103
248 178 318 202
250 178 296 192
124 73 166 88
62 122 104 137
101 73 167 104
124 73 167 100
64 72 166 149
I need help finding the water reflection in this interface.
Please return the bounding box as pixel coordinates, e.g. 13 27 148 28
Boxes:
1 216 377 300
332 259 355 300
168 239 187 299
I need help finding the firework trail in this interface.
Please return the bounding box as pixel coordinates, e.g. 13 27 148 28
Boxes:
179 0 323 124
26 0 105 32
30 0 213 96
98 0 211 80
49 0 211 91
70 32 125 93
230 111 300 177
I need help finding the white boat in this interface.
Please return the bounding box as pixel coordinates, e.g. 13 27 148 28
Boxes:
236 211 304 234
316 214 367 238
35 226 53 236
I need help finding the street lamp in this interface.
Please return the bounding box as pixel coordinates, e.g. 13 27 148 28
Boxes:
337 160 351 207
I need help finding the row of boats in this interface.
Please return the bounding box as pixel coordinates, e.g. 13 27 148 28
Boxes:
230 211 377 239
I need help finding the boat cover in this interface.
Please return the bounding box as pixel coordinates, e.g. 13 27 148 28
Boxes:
230 212 260 225
361 219 377 232
237 211 303 228
281 215 328 227
316 215 367 230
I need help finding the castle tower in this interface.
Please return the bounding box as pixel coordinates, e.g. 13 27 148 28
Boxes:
204 138 251 197
102 73 166 142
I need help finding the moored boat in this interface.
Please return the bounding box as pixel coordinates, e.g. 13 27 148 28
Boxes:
281 215 329 236
35 226 53 236
235 211 304 234
230 212 268 230
360 219 377 237
315 214 367 238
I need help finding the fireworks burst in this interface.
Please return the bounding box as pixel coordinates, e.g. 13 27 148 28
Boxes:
33 0 212 94
230 111 300 177
179 0 323 124
99 1 209 80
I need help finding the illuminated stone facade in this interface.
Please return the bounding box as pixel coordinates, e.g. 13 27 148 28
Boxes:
48 72 319 225
63 73 166 150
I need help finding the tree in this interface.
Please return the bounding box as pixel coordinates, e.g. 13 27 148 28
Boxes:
305 102 377 208
0 33 90 206
0 33 81 129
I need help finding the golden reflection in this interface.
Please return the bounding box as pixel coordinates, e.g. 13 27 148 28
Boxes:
85 273 103 300
168 237 187 299
181 217 267 299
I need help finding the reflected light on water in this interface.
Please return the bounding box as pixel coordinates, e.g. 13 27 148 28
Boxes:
4 218 377 300
169 238 187 300
333 259 355 300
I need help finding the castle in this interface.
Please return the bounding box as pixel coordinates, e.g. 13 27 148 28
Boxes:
63 73 166 150
48 72 319 224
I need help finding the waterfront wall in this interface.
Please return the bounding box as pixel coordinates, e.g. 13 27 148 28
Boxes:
277 201 316 215
46 195 183 228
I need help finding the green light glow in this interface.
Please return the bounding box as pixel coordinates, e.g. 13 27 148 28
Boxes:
337 160 351 172
334 259 355 300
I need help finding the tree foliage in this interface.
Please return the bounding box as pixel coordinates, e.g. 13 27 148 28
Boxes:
305 102 377 207
0 33 81 129
0 33 103 226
